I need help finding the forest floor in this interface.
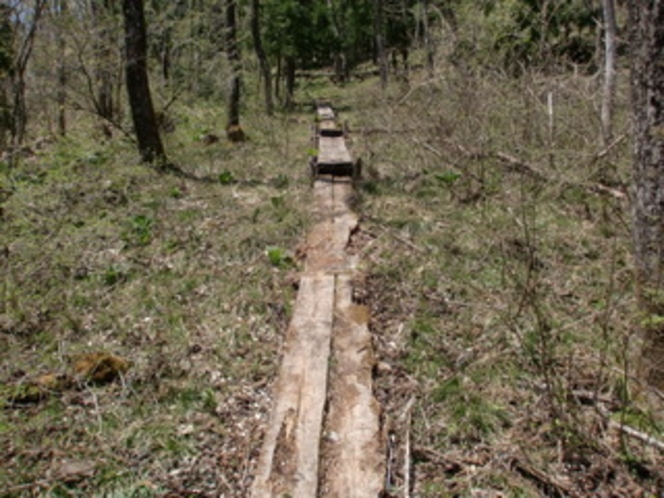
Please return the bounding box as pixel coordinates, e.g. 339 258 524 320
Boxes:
2 62 664 497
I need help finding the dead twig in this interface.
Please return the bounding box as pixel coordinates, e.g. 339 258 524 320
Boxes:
401 397 415 498
411 446 466 474
4 480 50 494
593 402 664 454
510 456 581 498
494 151 547 180
582 182 627 200
365 223 428 254
410 136 443 158
444 139 627 200
566 389 664 453
589 133 627 164
612 422 664 453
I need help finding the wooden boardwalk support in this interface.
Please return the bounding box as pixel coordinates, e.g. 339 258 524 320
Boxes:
312 105 356 178
319 120 343 137
318 136 353 167
251 107 383 497
316 105 336 121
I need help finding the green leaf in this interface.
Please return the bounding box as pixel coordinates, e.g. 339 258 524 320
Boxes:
219 171 236 185
434 171 462 185
266 246 293 268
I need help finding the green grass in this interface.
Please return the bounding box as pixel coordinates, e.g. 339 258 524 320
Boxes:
355 58 662 495
0 98 310 496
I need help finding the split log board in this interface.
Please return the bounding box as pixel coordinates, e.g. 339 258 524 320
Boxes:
318 136 353 167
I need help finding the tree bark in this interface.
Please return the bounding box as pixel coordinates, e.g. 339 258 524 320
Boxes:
56 0 67 136
122 0 166 164
251 0 273 115
628 0 664 390
422 0 434 77
0 4 12 152
225 0 242 136
285 55 296 109
600 0 617 147
373 0 388 89
10 0 46 149
275 53 282 103
92 0 117 135
326 0 347 83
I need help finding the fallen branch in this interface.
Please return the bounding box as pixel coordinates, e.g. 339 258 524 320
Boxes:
411 446 466 473
4 480 49 494
444 140 627 200
582 182 627 200
511 456 581 498
410 136 443 158
592 401 664 454
494 151 547 180
396 77 439 107
372 224 428 254
589 133 627 164
566 389 664 454
404 403 412 498
612 422 664 453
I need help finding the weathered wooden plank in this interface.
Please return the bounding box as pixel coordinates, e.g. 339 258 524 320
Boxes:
319 120 343 137
251 274 336 498
305 182 357 273
317 106 336 121
320 275 384 497
318 136 352 166
309 184 383 497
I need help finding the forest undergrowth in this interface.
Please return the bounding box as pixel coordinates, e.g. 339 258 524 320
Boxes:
1 57 663 496
352 64 664 496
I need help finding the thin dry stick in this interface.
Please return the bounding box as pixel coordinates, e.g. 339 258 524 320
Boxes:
410 136 443 158
594 403 664 453
511 456 581 498
569 388 664 453
403 401 414 498
613 422 664 453
366 223 427 254
412 445 466 469
442 137 627 199
4 480 50 494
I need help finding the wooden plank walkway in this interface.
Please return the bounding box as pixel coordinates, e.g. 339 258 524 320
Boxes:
251 107 383 497
320 274 383 497
318 136 353 167
317 105 336 121
250 274 335 497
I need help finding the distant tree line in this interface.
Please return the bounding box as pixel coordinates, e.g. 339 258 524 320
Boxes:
0 0 609 159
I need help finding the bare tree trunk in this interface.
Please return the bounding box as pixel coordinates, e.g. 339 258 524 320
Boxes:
373 0 388 89
224 0 243 141
251 0 272 115
10 0 46 149
285 55 295 109
326 0 346 83
0 4 12 152
275 53 282 103
600 0 617 147
422 0 434 77
56 0 67 136
149 0 171 87
122 0 166 164
92 0 116 136
628 0 664 390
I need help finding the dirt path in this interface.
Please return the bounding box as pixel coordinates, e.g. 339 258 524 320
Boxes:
251 112 383 497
